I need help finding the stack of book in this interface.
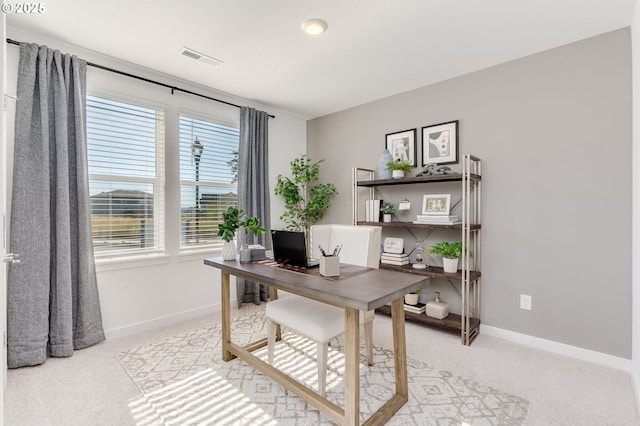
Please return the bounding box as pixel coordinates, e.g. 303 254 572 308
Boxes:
364 199 383 222
413 214 461 225
381 252 409 266
404 302 426 314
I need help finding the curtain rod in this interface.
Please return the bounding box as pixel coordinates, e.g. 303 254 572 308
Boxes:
6 38 275 119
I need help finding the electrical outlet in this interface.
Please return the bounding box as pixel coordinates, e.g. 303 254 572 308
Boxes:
520 294 532 310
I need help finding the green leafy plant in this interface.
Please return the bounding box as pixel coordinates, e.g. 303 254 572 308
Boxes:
380 202 395 214
274 155 338 233
386 160 414 172
411 288 422 295
217 206 266 243
427 241 472 259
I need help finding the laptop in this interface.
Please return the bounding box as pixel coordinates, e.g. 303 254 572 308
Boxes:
271 230 319 268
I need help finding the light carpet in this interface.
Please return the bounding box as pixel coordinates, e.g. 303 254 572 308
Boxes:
117 309 529 425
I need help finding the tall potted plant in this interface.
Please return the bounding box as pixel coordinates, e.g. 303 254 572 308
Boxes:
217 206 266 260
274 155 338 250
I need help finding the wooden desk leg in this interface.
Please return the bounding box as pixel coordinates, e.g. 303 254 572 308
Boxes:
390 298 408 398
221 271 234 362
344 307 360 426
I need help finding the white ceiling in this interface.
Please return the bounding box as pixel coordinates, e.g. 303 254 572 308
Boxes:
6 0 638 118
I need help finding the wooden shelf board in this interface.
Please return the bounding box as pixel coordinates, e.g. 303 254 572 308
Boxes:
357 221 481 231
379 263 481 281
356 173 481 187
375 305 481 338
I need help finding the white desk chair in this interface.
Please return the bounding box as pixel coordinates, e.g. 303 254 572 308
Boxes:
266 224 382 396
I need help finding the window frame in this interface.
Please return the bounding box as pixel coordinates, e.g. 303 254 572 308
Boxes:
86 91 167 260
177 109 240 253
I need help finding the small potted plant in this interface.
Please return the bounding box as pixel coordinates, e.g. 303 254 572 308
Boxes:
380 202 395 222
217 206 266 260
404 288 422 305
427 241 471 273
386 160 414 179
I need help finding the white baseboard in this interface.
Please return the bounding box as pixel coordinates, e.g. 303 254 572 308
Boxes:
104 303 231 340
481 324 632 372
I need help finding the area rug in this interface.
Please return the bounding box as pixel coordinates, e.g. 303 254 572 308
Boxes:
117 308 529 425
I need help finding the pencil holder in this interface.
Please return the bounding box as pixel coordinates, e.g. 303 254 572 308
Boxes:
320 256 340 277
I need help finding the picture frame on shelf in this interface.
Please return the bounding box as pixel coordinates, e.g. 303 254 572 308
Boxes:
386 128 417 166
422 194 451 216
383 237 404 254
422 120 459 165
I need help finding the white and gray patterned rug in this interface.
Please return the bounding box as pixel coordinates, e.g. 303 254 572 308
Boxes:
117 308 529 425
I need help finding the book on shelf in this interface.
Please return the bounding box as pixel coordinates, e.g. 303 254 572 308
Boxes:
415 214 459 222
413 219 462 225
404 302 426 314
365 199 383 222
381 252 408 258
381 259 410 266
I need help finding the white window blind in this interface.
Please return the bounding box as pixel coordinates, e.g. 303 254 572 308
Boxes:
87 95 165 257
179 114 239 250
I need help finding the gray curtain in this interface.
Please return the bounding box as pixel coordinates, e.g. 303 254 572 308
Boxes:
7 43 105 368
236 106 271 306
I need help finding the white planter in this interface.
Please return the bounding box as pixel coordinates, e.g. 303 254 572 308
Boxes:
392 170 404 179
442 257 459 273
404 293 419 305
383 214 392 222
221 241 237 260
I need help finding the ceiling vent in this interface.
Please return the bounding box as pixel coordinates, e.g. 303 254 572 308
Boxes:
179 47 223 67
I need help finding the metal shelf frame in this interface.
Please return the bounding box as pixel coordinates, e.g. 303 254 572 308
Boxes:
352 154 482 345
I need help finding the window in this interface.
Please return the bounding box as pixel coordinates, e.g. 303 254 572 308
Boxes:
179 114 239 250
87 95 165 258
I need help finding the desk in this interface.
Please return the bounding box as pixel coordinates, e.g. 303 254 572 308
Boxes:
204 257 429 425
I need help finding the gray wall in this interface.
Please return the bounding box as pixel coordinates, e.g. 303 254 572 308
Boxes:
308 29 632 358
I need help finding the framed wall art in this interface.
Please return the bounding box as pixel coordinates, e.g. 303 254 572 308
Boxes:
422 194 451 216
422 120 459 165
385 128 417 166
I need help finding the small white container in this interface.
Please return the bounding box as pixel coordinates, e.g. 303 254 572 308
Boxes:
404 293 419 305
320 256 340 277
426 292 449 319
239 244 251 262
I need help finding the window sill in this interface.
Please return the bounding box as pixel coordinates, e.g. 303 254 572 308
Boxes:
95 253 171 272
177 248 220 263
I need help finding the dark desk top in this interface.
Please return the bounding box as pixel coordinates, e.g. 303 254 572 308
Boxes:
204 257 430 311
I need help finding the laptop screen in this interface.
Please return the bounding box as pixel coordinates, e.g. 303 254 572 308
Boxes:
271 230 317 268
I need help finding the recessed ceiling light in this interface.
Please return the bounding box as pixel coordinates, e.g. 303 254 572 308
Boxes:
301 18 328 36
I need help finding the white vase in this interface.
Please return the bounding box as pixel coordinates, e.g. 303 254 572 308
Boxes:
378 149 393 179
383 214 392 222
442 257 459 273
221 241 237 260
392 170 404 179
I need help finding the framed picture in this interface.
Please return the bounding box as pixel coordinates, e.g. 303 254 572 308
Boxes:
422 120 459 165
422 194 451 216
385 129 417 166
383 237 404 254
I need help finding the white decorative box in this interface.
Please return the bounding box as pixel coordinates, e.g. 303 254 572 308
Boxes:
319 256 340 277
249 244 266 260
